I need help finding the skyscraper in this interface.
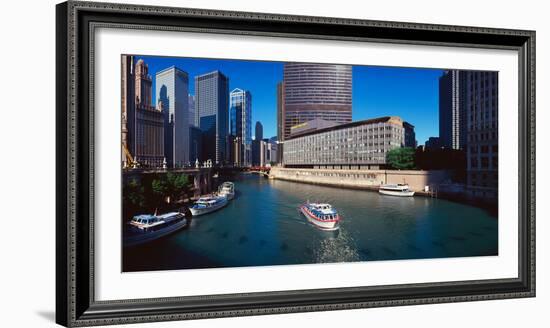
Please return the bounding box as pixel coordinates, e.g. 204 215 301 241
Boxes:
252 121 263 166
276 81 285 163
439 70 467 150
276 81 284 142
282 63 352 139
156 66 189 168
188 94 196 127
195 71 229 164
189 126 202 164
230 88 252 166
122 57 164 168
255 121 263 141
466 71 498 196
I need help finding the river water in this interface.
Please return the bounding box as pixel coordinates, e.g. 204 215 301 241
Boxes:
123 174 498 272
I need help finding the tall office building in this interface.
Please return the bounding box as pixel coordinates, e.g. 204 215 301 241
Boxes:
195 71 229 164
121 55 135 165
466 71 498 195
122 57 164 167
251 121 263 166
189 126 202 164
156 66 189 168
276 81 285 163
276 82 284 141
255 121 263 141
439 70 467 150
282 63 352 139
188 94 196 127
230 88 252 166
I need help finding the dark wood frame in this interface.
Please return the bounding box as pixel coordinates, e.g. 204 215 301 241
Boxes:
56 1 536 326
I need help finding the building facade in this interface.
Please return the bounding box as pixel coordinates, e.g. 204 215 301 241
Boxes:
283 116 405 169
121 55 135 165
255 121 263 141
276 82 285 163
189 126 202 165
403 121 416 148
466 71 499 194
265 139 278 166
276 82 284 141
230 88 252 166
251 122 263 166
425 137 441 150
195 71 229 164
122 57 164 167
156 66 189 167
188 94 196 127
439 70 467 150
282 63 352 140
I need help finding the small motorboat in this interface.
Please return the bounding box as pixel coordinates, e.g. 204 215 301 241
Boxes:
379 184 415 197
300 202 341 231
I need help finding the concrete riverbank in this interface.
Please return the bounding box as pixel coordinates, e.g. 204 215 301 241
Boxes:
269 167 450 193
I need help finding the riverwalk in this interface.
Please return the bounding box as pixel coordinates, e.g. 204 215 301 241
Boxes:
269 167 449 193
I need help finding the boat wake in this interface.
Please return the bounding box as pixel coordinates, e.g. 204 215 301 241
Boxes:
313 229 360 263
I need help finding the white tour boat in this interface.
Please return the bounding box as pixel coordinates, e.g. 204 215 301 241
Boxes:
218 181 235 200
190 195 228 216
123 212 188 247
379 184 415 197
299 202 341 231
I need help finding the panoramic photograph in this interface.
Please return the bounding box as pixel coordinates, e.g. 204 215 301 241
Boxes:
121 54 498 272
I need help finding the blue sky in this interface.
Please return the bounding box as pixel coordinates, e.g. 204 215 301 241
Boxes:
135 55 443 145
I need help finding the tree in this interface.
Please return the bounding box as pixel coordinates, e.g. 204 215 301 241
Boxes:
151 177 169 204
151 173 192 205
386 147 416 170
122 178 146 221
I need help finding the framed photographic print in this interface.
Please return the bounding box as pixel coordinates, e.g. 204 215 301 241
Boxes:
56 0 535 326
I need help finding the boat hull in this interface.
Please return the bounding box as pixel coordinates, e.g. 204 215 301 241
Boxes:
300 206 340 231
190 198 228 216
123 219 188 248
379 189 415 197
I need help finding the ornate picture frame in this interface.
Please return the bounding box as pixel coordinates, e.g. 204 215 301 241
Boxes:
56 1 535 326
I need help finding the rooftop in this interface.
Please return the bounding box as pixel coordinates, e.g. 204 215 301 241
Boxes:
286 116 404 140
155 65 188 76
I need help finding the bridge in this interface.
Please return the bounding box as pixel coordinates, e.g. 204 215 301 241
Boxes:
122 166 272 197
243 166 271 177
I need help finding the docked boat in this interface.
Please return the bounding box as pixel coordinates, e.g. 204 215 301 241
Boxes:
123 212 188 247
190 195 228 216
300 202 341 231
218 181 235 200
379 184 415 197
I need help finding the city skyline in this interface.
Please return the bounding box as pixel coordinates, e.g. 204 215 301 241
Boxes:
134 55 444 144
121 56 500 273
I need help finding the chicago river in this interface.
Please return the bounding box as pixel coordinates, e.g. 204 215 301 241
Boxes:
123 174 497 272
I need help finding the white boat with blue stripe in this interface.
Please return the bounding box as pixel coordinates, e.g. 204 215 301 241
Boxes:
300 202 341 231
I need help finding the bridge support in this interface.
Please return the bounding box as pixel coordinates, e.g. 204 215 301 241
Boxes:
192 170 212 197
